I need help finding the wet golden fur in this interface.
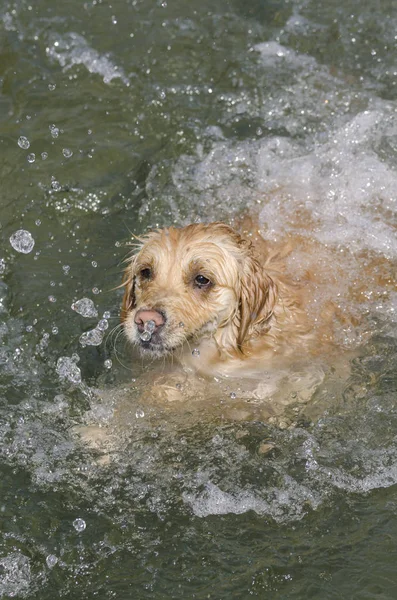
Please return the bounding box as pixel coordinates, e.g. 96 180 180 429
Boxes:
121 222 326 377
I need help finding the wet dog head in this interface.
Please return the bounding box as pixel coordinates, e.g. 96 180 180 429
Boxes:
121 223 276 358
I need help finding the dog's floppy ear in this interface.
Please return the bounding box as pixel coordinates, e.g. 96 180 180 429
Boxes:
120 257 136 322
236 256 277 353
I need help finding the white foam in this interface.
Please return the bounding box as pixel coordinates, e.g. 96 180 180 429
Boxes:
183 478 320 522
255 107 397 257
0 553 31 597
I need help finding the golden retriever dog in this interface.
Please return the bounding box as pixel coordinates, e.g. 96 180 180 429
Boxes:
121 222 339 383
76 221 394 458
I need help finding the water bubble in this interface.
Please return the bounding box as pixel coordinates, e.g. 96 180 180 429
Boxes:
62 148 73 158
62 265 70 274
48 295 56 303
56 356 82 384
140 331 151 342
52 326 58 335
18 136 30 149
27 153 36 163
229 392 237 399
104 359 112 369
103 311 111 319
0 258 6 274
48 83 56 91
135 408 145 418
79 327 104 347
111 15 117 24
92 287 100 295
179 322 185 328
41 152 48 160
46 554 58 568
71 298 98 318
26 325 33 332
9 230 35 254
35 219 41 226
192 348 200 357
72 518 86 532
91 261 98 267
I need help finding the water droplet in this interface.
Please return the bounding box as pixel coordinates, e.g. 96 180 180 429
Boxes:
72 518 86 532
97 319 108 331
135 408 145 418
178 322 185 328
192 348 200 357
62 148 73 158
139 319 156 341
104 359 112 369
56 356 82 384
18 136 30 149
51 180 61 191
146 320 156 333
46 554 58 568
49 124 59 138
27 153 35 163
9 230 35 254
41 152 48 160
79 327 104 347
71 298 98 318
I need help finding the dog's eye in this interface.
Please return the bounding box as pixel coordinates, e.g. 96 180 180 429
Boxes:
140 267 152 280
194 274 211 288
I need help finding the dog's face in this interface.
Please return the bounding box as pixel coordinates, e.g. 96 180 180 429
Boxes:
121 223 276 358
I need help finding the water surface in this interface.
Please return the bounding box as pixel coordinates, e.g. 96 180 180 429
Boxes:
1 0 397 597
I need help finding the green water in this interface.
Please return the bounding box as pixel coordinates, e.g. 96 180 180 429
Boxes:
1 0 397 597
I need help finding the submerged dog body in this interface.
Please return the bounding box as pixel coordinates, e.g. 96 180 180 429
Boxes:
121 222 329 378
